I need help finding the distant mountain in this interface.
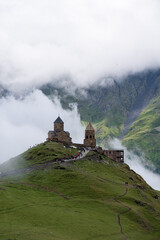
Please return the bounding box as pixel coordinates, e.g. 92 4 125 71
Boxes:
41 69 160 171
41 69 160 128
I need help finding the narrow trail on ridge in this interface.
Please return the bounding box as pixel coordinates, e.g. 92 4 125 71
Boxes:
0 149 89 178
114 186 131 240
18 182 70 200
8 181 70 200
68 166 132 239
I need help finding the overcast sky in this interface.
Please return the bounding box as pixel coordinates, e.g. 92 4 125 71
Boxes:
0 0 160 91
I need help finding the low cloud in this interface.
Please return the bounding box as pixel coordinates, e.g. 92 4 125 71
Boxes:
0 0 160 91
1 90 160 191
107 138 160 191
0 90 85 163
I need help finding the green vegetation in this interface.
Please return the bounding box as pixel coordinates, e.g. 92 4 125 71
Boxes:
0 144 160 240
41 71 160 171
0 142 78 172
94 119 122 143
122 96 160 172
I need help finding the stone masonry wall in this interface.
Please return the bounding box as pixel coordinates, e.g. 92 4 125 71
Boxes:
54 123 64 132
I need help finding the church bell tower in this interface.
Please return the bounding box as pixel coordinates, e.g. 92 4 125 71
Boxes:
84 122 96 148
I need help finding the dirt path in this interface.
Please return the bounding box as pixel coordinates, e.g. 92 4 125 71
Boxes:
63 149 89 163
0 149 89 178
97 176 135 239
10 181 70 200
97 176 132 187
114 186 131 240
70 169 132 239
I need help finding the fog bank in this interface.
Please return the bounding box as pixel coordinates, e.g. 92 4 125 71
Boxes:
0 90 85 163
107 138 160 191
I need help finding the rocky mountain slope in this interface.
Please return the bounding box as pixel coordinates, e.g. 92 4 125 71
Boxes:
0 141 160 240
41 69 160 126
122 96 160 173
41 69 160 171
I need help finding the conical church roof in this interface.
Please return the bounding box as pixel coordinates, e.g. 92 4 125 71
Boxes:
86 122 95 131
54 116 64 123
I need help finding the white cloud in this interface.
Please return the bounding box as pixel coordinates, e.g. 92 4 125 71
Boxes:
0 90 85 163
0 0 160 91
106 138 160 191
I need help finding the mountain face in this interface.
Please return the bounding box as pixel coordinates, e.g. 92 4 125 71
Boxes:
41 69 160 171
122 96 160 172
41 69 160 125
0 142 160 240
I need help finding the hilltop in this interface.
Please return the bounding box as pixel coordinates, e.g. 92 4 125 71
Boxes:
40 69 160 171
0 141 160 240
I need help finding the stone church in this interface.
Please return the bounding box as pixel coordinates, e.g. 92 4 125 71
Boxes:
47 117 96 148
47 117 124 162
47 117 72 144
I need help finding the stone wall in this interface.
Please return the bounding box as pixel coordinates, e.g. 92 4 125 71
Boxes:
56 131 72 143
54 122 64 132
48 132 54 139
97 147 124 162
103 150 124 162
72 143 85 148
50 131 72 144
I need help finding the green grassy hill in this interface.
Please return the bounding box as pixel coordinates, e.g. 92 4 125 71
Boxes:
0 142 160 240
122 96 160 173
0 142 79 173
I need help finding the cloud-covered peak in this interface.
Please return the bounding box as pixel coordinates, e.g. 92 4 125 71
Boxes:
0 0 160 91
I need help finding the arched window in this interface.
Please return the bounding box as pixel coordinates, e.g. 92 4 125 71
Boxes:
90 135 92 139
86 135 88 139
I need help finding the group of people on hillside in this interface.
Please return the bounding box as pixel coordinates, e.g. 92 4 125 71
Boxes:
72 147 86 160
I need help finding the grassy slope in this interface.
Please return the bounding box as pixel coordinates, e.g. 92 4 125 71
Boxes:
0 142 160 240
122 96 160 172
94 119 122 144
0 142 79 172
